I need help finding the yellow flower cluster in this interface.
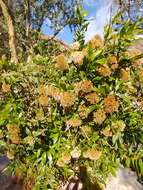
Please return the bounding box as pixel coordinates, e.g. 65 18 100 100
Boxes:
45 85 61 101
56 153 71 167
93 109 106 125
2 83 11 93
120 68 131 81
38 85 47 95
55 54 69 71
82 47 88 56
60 92 76 107
108 55 117 64
78 104 89 119
7 124 21 144
83 148 102 160
39 84 76 107
123 82 137 94
70 147 81 159
74 80 94 94
108 55 119 70
89 34 104 49
26 136 35 146
80 125 92 136
70 51 84 66
66 118 82 128
85 92 99 104
104 95 119 113
97 65 111 77
38 95 49 106
102 127 112 137
7 149 15 160
70 41 80 51
113 120 126 132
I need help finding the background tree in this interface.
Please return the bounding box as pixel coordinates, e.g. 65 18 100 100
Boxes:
0 0 18 63
0 0 82 61
114 0 143 20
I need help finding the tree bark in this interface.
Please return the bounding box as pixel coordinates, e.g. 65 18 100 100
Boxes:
24 0 31 37
0 0 18 63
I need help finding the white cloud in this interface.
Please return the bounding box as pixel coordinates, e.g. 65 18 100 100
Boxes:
85 0 115 42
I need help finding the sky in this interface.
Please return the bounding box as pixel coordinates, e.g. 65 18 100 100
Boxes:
42 0 113 43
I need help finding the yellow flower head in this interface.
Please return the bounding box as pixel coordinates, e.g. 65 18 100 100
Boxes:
12 136 21 144
38 95 49 106
102 127 112 137
98 65 111 77
80 125 92 136
45 85 61 101
82 47 88 56
113 120 126 132
66 118 82 128
7 124 20 134
71 51 84 66
120 68 131 81
93 109 106 125
104 95 119 113
108 56 118 70
78 104 89 119
74 80 94 94
7 150 15 160
108 55 118 65
56 159 65 167
83 149 102 160
123 82 137 94
111 63 119 70
70 147 81 159
55 54 69 71
26 136 35 146
70 41 80 51
89 34 104 49
56 153 71 167
7 124 21 144
38 85 47 95
2 83 11 93
85 92 99 104
60 92 76 107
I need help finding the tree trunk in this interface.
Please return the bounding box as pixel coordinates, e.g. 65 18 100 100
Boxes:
25 0 31 37
0 0 18 63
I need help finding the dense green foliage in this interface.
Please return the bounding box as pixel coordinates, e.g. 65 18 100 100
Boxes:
0 14 143 189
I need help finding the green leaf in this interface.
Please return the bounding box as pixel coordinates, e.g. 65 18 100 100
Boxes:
41 152 47 165
36 149 42 158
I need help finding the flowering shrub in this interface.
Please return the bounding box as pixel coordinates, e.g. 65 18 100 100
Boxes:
0 14 143 189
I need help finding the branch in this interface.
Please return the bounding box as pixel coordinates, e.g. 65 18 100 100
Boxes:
0 0 18 63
